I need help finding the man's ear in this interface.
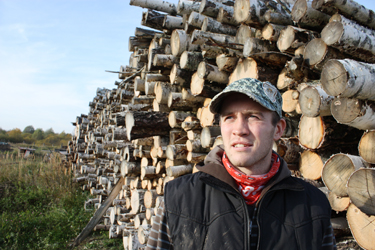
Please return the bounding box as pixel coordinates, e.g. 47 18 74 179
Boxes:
273 118 286 141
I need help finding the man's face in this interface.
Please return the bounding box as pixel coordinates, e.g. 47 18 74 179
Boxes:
220 93 285 175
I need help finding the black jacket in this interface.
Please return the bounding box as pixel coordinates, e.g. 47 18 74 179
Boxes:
164 146 333 250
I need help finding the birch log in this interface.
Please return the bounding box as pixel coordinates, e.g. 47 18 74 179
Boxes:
277 26 318 54
201 16 237 36
321 16 375 63
322 153 369 197
233 0 269 28
197 61 229 84
243 37 289 67
358 130 375 164
320 59 375 101
177 0 201 15
291 0 330 31
298 84 333 117
130 0 177 15
346 203 375 250
312 0 375 30
217 6 237 26
347 168 375 216
330 97 375 131
303 38 346 71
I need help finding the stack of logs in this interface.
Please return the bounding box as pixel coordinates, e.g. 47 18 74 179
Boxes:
65 0 375 249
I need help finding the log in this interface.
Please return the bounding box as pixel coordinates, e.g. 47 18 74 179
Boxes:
277 25 318 54
347 168 375 216
181 88 206 106
130 0 177 15
169 111 193 129
233 0 269 29
216 54 238 72
303 38 346 71
262 23 285 42
320 59 375 101
299 150 330 180
328 191 350 212
177 0 201 15
281 89 300 116
187 151 207 164
166 144 189 161
321 16 375 63
277 68 296 91
197 61 229 84
166 164 193 177
291 0 330 31
298 115 362 150
243 37 289 67
199 0 230 18
71 177 125 247
163 15 184 30
359 130 375 164
264 9 293 26
171 29 199 57
228 57 280 85
330 97 375 131
346 203 375 250
322 153 369 197
152 54 179 68
180 51 203 71
201 16 237 36
155 81 180 104
190 29 237 46
200 44 243 59
125 111 171 140
201 125 221 148
217 6 237 26
312 0 375 30
168 92 198 111
236 24 256 45
141 10 166 32
169 64 192 85
187 11 206 28
298 84 333 117
190 72 223 97
130 189 146 214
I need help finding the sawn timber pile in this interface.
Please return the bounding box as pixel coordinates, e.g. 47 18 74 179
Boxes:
63 0 375 249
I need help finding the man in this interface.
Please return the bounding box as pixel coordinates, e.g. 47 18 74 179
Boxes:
146 78 336 250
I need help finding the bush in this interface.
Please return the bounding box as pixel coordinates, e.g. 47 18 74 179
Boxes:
0 156 94 249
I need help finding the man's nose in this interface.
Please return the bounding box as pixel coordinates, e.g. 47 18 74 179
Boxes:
232 115 250 136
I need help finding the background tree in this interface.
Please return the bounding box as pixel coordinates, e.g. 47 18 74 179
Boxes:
32 128 45 140
8 129 23 143
23 125 35 134
45 128 54 137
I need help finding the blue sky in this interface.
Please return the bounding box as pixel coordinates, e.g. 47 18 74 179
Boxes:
0 0 373 134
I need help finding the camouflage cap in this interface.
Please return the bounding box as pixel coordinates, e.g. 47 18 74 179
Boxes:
209 78 283 118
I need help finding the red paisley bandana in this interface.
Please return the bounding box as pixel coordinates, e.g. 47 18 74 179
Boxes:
222 152 280 205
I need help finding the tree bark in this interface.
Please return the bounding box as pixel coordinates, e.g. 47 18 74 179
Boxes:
201 16 237 36
163 15 184 30
190 72 223 97
180 51 203 71
233 0 269 29
141 10 166 32
130 0 177 15
201 125 221 148
262 23 285 42
236 24 256 45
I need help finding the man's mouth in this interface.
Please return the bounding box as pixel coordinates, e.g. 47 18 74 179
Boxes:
233 143 251 148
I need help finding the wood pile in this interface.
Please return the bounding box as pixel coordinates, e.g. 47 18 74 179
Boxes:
65 0 375 249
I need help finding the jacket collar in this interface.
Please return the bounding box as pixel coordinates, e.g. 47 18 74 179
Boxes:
196 145 300 197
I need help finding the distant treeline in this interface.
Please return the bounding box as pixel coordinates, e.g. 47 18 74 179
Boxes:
0 125 71 147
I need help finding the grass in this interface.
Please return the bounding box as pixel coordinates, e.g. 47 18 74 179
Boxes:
0 151 123 250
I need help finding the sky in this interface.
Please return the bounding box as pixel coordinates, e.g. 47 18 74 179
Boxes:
0 0 374 134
